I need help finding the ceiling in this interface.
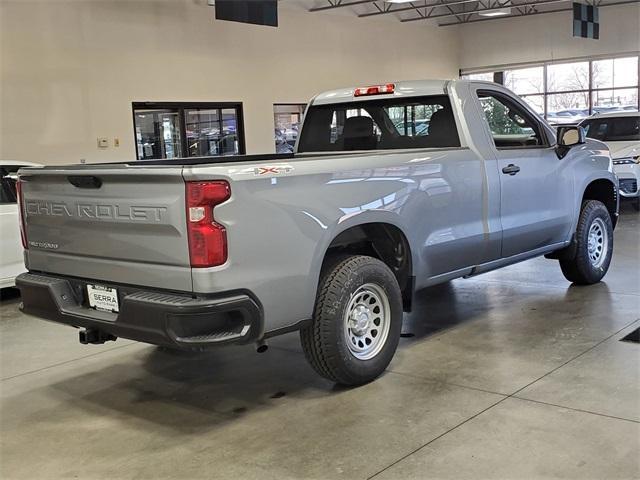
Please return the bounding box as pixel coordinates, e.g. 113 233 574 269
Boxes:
305 0 639 26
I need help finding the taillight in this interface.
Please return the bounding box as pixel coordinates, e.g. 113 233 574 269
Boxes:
185 181 231 267
354 83 395 97
16 179 28 249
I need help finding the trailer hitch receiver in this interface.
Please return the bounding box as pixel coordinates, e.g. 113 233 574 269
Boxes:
79 328 117 345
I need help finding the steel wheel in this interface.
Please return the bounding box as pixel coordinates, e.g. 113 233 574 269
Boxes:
344 283 391 361
301 255 403 386
587 217 608 268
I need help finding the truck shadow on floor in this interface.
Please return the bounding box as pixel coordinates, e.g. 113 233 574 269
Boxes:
33 282 480 433
39 275 618 434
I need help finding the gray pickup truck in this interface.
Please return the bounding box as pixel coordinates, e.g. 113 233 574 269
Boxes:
16 80 618 386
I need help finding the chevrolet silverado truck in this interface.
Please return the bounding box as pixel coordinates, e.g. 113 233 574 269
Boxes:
16 80 618 386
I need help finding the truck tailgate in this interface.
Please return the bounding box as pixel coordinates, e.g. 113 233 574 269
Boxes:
18 166 192 292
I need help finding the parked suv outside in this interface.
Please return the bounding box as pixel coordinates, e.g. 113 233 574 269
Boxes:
581 112 640 210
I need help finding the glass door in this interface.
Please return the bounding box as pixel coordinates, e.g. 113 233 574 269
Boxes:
274 104 306 153
185 108 222 157
134 109 182 160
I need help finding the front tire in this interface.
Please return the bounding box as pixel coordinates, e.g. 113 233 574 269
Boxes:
300 255 402 386
560 200 613 285
633 197 640 212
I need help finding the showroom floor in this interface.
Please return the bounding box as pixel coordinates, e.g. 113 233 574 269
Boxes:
1 206 638 480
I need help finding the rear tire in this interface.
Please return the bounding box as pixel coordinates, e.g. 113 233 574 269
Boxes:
300 255 402 386
560 200 613 285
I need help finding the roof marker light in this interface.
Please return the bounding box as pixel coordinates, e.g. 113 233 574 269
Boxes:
354 83 395 97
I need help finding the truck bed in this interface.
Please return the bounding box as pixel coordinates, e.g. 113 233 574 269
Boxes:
22 153 295 170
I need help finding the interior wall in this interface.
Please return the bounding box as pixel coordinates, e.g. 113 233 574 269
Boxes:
458 3 640 71
0 0 460 165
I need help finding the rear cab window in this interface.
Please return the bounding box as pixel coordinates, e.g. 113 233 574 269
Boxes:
297 95 460 152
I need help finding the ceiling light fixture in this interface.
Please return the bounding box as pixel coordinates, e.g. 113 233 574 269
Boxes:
478 7 511 16
385 0 416 4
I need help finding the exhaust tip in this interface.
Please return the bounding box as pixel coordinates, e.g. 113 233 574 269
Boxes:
256 340 268 353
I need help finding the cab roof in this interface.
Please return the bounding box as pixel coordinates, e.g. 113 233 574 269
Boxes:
311 79 462 105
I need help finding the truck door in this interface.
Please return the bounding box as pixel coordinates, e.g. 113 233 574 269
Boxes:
474 88 574 258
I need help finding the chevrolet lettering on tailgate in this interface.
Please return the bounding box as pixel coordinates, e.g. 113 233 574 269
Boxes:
25 201 167 222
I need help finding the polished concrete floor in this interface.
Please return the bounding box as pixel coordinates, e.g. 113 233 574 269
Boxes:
1 205 639 480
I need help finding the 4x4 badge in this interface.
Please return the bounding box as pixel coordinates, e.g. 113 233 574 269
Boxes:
254 166 293 176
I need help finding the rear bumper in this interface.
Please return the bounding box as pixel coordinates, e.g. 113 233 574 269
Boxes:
16 272 263 350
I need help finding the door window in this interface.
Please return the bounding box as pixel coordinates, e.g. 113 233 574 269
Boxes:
134 109 182 160
477 90 548 148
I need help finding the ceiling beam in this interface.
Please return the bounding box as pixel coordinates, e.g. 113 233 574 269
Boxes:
358 0 481 17
309 0 377 12
436 0 639 24
401 0 569 21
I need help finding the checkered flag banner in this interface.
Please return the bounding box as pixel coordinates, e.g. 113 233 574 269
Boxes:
573 2 599 39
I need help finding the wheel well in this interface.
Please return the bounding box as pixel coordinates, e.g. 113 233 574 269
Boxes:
583 179 618 228
323 223 414 311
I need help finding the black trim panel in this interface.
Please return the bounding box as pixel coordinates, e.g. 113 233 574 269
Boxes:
16 272 263 351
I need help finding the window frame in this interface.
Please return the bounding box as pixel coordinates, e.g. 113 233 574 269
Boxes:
131 101 246 160
476 89 552 150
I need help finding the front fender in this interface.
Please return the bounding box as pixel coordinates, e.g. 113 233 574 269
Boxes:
565 139 617 230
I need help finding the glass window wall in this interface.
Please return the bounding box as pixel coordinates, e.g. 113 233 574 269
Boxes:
462 55 639 124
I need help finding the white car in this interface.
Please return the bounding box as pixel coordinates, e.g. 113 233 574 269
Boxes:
548 109 590 126
1 161 41 288
580 112 640 211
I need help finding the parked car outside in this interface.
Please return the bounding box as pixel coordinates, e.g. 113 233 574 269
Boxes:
275 128 294 153
547 109 590 125
0 161 41 288
580 112 640 210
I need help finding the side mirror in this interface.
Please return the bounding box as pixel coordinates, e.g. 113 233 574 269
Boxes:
556 126 586 159
557 126 586 147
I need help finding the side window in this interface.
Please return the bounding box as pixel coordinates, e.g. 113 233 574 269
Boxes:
610 117 640 141
477 90 547 148
0 166 19 204
582 120 608 140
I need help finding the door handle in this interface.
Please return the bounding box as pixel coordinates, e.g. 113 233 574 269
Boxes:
502 164 521 176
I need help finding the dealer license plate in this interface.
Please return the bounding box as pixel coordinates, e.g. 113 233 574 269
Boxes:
87 284 119 313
